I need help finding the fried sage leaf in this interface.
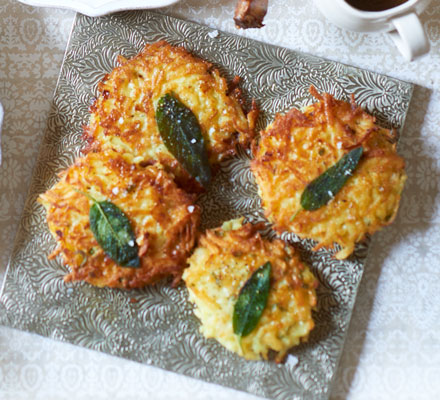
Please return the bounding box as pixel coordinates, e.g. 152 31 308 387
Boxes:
155 93 211 187
89 200 140 268
301 146 364 211
233 262 271 338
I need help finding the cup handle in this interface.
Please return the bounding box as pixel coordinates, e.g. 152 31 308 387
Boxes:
389 12 430 61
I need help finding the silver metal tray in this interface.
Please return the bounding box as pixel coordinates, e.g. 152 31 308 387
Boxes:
0 11 413 400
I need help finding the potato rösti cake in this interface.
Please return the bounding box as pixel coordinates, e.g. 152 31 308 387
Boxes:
251 87 407 259
183 218 317 362
83 40 257 189
39 151 199 289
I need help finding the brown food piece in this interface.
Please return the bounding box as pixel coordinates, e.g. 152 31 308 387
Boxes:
234 0 268 29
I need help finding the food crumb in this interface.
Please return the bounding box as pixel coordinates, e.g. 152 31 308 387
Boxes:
208 30 219 39
286 354 298 367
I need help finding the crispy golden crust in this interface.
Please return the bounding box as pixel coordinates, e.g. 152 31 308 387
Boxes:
251 88 407 259
39 151 200 289
183 219 317 362
83 40 257 189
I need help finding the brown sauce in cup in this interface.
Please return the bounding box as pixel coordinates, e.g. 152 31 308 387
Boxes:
345 0 408 11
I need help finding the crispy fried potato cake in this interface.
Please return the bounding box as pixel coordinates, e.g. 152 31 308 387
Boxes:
251 87 407 259
83 40 257 189
39 151 199 289
183 218 317 362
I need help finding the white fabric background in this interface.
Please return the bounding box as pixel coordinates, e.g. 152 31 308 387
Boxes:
0 0 439 399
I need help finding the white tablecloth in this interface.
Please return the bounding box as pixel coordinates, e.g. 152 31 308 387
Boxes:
1 1 439 399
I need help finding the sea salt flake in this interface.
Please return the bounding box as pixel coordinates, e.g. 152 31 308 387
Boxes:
327 190 333 197
208 30 219 38
286 354 298 367
112 187 119 195
190 138 197 144
336 142 342 149
187 205 195 213
128 240 135 247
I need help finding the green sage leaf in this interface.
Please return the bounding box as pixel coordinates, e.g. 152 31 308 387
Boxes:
300 146 363 211
155 93 212 187
89 200 140 268
233 262 271 338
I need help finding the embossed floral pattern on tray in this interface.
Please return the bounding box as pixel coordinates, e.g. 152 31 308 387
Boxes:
0 11 413 400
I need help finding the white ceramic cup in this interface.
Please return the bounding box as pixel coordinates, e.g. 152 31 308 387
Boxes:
313 0 431 61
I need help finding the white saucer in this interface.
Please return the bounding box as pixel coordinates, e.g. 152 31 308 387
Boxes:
16 0 181 17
